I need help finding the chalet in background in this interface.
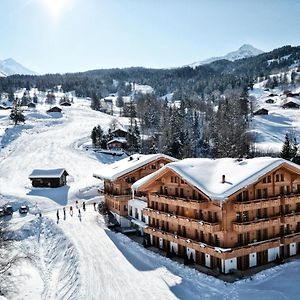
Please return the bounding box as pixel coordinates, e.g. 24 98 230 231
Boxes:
107 138 127 151
47 106 62 113
253 108 268 116
265 99 275 104
27 102 36 108
132 157 300 274
282 101 300 109
93 153 176 227
111 128 128 138
60 101 72 106
29 168 69 188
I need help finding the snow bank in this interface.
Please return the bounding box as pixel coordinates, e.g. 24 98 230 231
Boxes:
7 217 81 300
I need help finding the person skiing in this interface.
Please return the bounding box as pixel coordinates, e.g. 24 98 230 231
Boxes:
63 207 66 219
93 202 96 211
83 202 86 211
56 209 59 221
70 206 73 216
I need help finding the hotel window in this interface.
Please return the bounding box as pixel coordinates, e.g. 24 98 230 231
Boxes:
180 188 184 197
263 177 267 183
174 176 178 183
256 189 262 199
236 193 242 202
171 176 174 183
151 164 156 170
262 188 268 198
281 174 284 182
267 175 271 183
243 191 249 201
276 174 280 182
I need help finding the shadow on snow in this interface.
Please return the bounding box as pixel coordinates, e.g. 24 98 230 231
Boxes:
27 185 70 206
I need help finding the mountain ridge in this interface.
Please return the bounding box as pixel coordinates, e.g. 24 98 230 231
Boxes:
188 44 264 68
0 58 38 76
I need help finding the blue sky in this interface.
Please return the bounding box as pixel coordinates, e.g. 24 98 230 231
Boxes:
1 0 300 74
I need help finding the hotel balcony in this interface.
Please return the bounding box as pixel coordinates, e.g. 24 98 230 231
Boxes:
233 196 281 211
105 194 132 202
283 211 300 223
144 208 221 233
149 193 209 210
233 215 281 232
144 226 284 260
233 194 300 212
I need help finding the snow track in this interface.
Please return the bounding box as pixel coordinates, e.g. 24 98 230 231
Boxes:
10 216 81 300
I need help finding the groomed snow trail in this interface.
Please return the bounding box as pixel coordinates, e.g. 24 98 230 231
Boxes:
48 208 181 300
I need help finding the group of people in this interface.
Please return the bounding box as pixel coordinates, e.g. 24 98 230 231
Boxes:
56 201 97 222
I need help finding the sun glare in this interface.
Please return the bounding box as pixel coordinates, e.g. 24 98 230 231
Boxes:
44 0 71 18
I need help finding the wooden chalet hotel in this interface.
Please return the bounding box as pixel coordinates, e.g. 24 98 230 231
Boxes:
93 153 176 227
132 157 300 274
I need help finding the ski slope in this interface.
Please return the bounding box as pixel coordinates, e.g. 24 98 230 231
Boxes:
0 99 119 210
250 84 300 152
2 97 300 299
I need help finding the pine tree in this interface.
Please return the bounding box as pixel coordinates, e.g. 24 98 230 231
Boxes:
91 93 101 111
91 125 104 148
116 95 124 108
10 107 25 126
280 133 292 160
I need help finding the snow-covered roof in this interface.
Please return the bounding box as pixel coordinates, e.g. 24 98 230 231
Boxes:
29 168 68 179
132 157 300 201
93 153 177 181
107 138 127 144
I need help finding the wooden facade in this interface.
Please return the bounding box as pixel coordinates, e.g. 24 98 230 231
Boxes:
102 157 174 222
29 170 68 188
137 162 300 273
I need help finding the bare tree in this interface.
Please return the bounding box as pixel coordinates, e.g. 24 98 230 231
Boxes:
0 219 29 296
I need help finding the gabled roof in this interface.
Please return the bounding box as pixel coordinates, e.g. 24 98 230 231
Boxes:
29 168 68 179
47 106 62 113
93 153 177 181
107 137 127 144
132 157 300 202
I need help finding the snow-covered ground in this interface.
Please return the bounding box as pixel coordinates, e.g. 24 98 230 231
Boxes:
5 206 300 300
250 82 300 152
1 95 300 299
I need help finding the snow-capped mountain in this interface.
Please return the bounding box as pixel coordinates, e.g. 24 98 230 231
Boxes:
0 58 38 76
189 44 264 68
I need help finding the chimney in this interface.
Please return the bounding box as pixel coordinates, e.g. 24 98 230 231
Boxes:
222 175 226 184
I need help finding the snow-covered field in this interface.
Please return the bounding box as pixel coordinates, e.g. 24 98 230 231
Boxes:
1 97 300 299
250 80 300 152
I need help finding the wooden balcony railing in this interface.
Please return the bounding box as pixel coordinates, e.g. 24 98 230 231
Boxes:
149 193 209 210
144 226 286 259
144 208 221 233
105 194 132 202
233 194 300 212
233 215 282 232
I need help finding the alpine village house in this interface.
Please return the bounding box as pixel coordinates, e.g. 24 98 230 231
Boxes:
93 154 177 227
132 157 300 274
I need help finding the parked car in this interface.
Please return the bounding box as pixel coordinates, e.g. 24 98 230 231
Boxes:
4 205 13 215
0 207 4 217
19 205 29 214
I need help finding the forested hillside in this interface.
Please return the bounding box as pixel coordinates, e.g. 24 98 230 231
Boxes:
1 45 300 99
